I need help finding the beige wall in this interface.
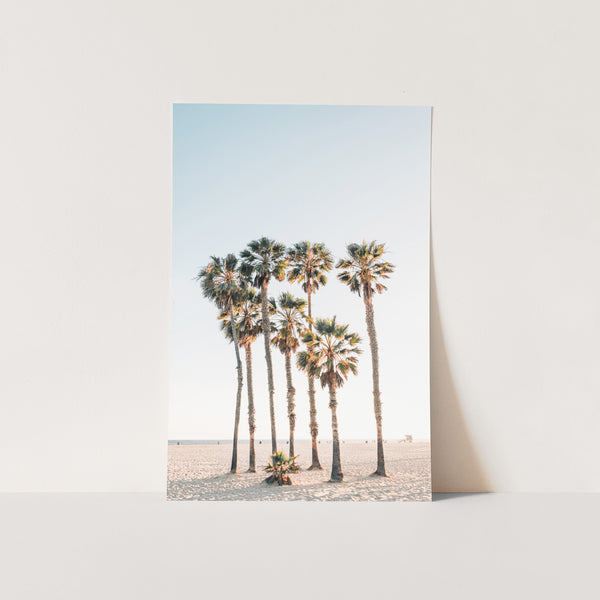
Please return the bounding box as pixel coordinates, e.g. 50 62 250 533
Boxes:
1 0 599 492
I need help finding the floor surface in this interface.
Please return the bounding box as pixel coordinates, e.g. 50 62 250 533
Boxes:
1 493 597 599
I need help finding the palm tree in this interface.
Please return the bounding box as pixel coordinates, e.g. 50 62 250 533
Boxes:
197 254 246 474
240 237 288 453
271 292 309 459
336 241 395 477
287 241 333 470
219 288 264 472
297 317 361 482
264 451 298 486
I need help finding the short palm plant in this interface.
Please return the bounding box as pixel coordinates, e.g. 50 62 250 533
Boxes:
264 451 298 486
219 288 265 472
240 237 288 453
197 254 247 474
286 241 333 470
337 241 394 477
271 292 309 459
297 317 361 482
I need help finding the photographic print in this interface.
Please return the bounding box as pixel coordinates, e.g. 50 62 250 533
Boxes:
169 104 431 501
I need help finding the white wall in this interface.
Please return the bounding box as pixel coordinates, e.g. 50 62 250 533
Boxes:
1 0 598 493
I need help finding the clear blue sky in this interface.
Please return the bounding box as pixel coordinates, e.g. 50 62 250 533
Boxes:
171 104 431 440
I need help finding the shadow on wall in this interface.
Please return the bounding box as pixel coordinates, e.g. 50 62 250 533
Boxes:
430 251 493 492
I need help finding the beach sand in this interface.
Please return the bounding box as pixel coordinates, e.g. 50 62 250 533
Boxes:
168 441 431 501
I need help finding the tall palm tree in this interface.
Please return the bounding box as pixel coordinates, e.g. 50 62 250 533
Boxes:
336 241 395 477
287 241 333 470
297 317 361 482
219 288 264 472
197 254 247 474
240 237 288 453
271 292 309 459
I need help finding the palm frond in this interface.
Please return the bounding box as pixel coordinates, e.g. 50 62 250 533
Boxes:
286 241 333 295
239 237 289 288
336 240 395 298
296 316 361 391
271 292 309 354
196 254 247 312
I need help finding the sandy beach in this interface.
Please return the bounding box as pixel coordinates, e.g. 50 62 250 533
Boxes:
168 441 431 501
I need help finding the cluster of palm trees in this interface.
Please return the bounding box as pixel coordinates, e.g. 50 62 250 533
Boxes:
197 237 394 482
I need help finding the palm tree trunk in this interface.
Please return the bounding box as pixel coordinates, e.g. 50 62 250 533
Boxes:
261 281 277 453
328 383 343 481
306 290 323 470
284 350 296 457
363 294 387 476
229 305 243 474
245 343 256 472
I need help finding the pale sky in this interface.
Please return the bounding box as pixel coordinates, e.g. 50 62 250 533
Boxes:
170 104 431 441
